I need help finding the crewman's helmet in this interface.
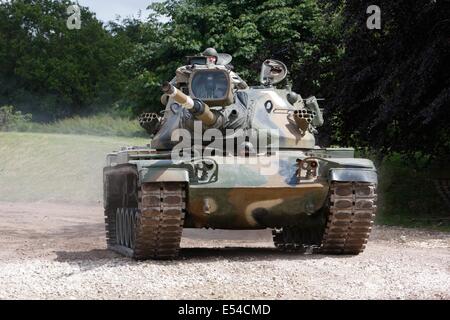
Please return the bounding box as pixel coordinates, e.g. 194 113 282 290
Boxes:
202 48 218 64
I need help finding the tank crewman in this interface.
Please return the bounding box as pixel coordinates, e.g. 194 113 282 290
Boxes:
202 47 219 65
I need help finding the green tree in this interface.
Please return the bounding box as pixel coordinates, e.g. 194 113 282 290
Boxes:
0 0 133 120
121 0 343 114
327 0 450 158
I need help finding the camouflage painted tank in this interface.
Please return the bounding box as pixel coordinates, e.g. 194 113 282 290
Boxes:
103 49 378 260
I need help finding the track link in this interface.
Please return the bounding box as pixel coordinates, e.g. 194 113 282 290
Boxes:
321 182 377 255
105 182 186 260
104 206 117 248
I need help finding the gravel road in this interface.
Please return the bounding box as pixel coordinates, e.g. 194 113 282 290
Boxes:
0 201 449 300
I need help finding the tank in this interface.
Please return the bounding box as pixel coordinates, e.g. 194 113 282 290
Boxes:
103 52 378 260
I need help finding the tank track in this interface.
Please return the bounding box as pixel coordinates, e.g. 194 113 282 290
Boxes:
321 182 377 255
105 182 186 260
272 182 377 255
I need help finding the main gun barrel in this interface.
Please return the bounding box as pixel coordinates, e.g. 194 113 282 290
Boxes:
161 82 217 126
162 82 195 110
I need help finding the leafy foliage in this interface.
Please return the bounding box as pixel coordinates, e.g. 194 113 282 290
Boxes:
376 153 449 230
327 0 450 158
0 0 134 120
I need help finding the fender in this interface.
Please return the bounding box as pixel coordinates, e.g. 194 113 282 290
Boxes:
329 168 378 184
139 167 190 184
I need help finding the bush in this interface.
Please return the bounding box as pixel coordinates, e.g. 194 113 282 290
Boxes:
376 153 450 231
0 105 32 131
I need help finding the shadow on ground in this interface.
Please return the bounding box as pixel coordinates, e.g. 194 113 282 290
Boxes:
54 246 353 269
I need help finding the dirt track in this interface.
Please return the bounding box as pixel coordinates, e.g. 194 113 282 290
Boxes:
0 201 449 300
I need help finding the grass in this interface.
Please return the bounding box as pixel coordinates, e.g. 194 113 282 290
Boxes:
12 114 147 138
0 132 148 204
